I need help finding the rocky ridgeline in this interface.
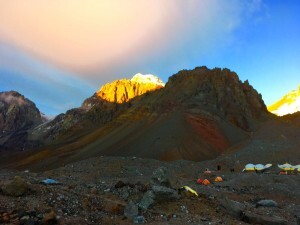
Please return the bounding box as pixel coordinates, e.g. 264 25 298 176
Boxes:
2 67 269 149
160 66 268 130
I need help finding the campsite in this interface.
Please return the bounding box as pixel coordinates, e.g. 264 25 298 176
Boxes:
1 156 299 224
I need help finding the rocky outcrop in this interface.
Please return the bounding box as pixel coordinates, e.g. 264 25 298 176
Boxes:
154 66 268 131
96 73 164 103
268 85 300 116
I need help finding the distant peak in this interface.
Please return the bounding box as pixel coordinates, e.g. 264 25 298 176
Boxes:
268 85 300 116
131 73 165 86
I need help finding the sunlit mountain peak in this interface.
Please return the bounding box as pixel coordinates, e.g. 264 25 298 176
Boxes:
95 74 164 103
131 73 165 86
268 85 300 116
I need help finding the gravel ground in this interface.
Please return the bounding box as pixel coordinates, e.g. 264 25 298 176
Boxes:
1 156 299 225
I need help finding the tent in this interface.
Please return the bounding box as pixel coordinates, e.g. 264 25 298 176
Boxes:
180 186 198 196
214 177 223 182
244 164 255 171
278 163 294 171
243 163 273 172
293 165 300 171
254 164 264 171
202 179 211 185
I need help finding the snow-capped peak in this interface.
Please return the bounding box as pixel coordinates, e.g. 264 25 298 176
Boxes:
268 85 300 116
131 73 165 86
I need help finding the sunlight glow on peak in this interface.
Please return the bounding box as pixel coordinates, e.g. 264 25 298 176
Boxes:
131 73 165 86
268 86 300 116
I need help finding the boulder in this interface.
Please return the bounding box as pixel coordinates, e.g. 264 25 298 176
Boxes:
152 185 180 201
124 200 139 219
1 176 30 197
242 211 287 225
115 180 126 189
151 167 171 187
138 191 156 210
133 215 146 224
138 185 179 210
219 198 245 219
256 199 278 208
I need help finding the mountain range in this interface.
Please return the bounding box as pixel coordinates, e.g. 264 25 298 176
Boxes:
0 67 299 171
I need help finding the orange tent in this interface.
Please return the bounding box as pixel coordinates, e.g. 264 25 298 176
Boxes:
214 177 223 182
202 179 211 185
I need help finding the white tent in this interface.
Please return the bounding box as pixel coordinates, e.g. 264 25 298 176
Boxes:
278 163 294 171
243 163 273 172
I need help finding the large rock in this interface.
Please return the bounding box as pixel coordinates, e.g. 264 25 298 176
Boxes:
151 167 171 187
152 185 180 201
256 199 278 208
219 198 245 219
138 191 156 210
1 176 30 197
138 186 179 210
242 211 287 225
124 200 139 219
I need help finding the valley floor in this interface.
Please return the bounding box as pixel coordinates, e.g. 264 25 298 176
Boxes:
1 157 299 225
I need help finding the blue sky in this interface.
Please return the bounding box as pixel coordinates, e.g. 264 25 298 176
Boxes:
0 0 299 115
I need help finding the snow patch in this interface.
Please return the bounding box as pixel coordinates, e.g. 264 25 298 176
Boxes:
131 73 165 86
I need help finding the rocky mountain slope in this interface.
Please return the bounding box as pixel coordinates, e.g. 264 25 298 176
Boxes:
0 91 43 150
28 74 164 146
268 85 300 116
2 66 279 170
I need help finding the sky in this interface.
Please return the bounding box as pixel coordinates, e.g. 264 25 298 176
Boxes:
0 0 299 115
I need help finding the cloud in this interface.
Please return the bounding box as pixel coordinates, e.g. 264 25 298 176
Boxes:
0 0 262 78
0 1 265 114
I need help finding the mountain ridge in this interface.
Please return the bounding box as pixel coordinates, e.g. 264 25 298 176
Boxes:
12 66 274 169
1 66 299 171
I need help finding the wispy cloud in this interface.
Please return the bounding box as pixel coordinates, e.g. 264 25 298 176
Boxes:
0 0 263 77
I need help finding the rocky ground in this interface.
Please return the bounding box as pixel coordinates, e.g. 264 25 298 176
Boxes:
1 156 300 225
